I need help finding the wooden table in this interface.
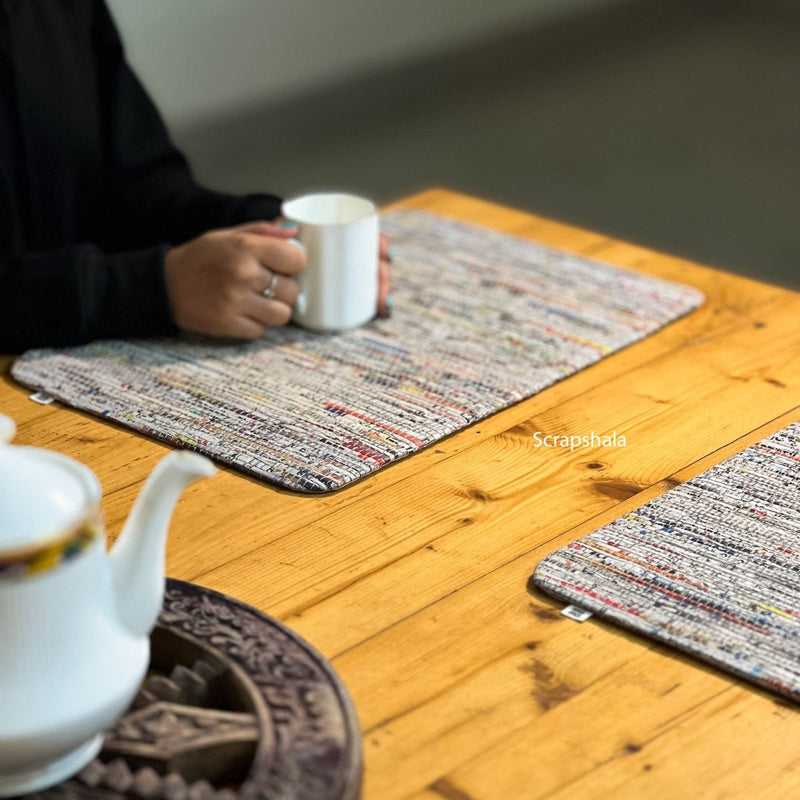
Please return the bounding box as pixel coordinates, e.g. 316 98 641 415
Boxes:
2 189 799 800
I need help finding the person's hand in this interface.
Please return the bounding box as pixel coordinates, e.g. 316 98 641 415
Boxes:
378 232 392 317
164 221 305 339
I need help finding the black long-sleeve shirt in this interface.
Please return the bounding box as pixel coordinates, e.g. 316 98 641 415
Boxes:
0 0 282 351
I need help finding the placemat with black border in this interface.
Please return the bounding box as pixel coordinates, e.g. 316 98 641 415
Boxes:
532 422 800 701
12 210 705 493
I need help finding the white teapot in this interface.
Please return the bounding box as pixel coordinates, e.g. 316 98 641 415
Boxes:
0 414 215 796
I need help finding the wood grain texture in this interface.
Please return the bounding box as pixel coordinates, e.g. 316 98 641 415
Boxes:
2 189 799 800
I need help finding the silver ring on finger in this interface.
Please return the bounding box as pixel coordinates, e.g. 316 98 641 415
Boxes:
261 272 279 299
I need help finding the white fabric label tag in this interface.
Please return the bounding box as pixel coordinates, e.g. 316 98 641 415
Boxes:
561 604 593 622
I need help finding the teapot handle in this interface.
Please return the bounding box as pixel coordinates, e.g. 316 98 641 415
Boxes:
0 414 15 446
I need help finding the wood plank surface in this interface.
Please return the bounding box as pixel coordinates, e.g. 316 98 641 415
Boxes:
2 189 799 799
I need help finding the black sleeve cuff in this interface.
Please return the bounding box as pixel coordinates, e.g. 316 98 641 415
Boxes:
0 244 177 352
86 244 178 341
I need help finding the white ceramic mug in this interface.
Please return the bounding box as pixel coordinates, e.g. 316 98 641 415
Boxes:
282 192 379 332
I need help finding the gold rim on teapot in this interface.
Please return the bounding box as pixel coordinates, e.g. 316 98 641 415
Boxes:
0 508 103 579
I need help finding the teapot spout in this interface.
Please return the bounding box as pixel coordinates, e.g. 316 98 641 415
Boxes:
110 451 216 637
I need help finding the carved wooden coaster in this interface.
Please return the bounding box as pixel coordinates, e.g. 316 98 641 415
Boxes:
30 579 362 800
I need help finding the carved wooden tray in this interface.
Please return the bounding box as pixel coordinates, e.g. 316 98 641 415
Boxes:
31 579 362 800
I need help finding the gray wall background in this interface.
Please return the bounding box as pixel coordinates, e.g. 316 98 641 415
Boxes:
105 1 799 290
106 0 618 130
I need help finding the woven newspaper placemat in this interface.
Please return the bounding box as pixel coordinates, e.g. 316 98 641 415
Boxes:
12 209 704 493
532 422 800 701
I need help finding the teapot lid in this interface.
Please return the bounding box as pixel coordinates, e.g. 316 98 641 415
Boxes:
0 416 100 554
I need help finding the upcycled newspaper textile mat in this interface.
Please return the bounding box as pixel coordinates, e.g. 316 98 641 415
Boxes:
533 422 800 701
11 210 704 493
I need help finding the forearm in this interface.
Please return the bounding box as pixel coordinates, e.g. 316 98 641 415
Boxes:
0 245 177 352
98 163 283 250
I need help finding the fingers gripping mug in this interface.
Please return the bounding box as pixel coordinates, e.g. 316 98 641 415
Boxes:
282 193 379 332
